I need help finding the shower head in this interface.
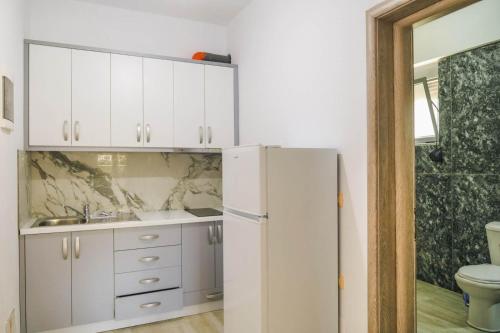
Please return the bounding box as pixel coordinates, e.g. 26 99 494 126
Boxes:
429 147 444 163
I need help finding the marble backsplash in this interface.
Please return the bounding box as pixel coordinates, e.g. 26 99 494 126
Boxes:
28 151 222 218
415 40 500 291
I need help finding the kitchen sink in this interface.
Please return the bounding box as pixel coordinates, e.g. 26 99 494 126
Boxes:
33 212 139 228
34 216 86 227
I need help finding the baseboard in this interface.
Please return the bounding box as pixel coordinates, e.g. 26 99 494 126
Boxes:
40 301 223 333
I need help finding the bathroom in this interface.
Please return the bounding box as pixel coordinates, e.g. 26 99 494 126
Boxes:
412 1 500 331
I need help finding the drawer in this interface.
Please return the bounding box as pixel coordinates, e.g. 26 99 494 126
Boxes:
115 288 183 320
114 225 181 250
115 266 181 297
115 246 181 273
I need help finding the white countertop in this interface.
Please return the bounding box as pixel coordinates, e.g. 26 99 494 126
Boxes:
20 210 223 235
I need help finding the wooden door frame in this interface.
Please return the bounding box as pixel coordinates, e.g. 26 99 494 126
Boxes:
366 0 478 332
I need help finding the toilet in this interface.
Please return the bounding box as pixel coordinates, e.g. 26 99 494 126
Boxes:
455 222 500 332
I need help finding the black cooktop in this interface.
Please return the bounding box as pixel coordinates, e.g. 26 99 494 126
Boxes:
185 208 223 217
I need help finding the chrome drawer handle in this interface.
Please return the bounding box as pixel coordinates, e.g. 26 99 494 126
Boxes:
75 236 80 259
208 126 213 144
140 302 161 309
139 277 160 285
139 234 159 241
206 292 223 300
139 256 159 263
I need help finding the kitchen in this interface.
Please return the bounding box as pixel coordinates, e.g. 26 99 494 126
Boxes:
1 0 378 333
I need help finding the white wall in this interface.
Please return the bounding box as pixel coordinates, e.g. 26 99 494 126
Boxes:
414 0 500 64
0 0 25 332
25 0 228 58
228 0 382 332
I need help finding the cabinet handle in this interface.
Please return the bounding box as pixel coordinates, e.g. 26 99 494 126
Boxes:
75 236 80 259
208 225 216 244
74 121 80 142
199 126 204 144
139 256 159 263
139 277 160 285
62 237 68 260
217 224 223 243
140 302 161 309
63 121 69 141
137 123 142 143
139 234 159 241
206 292 223 300
208 126 212 144
146 124 151 143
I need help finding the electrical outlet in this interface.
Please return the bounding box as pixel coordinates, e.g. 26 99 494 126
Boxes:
4 309 15 333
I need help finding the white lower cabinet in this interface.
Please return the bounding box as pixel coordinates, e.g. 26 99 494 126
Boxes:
24 223 222 331
25 230 114 333
182 221 224 306
25 233 72 333
71 230 114 325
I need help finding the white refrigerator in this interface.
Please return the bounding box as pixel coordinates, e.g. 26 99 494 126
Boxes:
223 145 338 333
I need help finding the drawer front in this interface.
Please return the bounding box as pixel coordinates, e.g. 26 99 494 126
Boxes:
115 288 183 320
115 266 181 297
115 246 181 273
114 225 181 250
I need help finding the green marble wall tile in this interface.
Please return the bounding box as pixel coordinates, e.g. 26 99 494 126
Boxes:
450 42 500 174
416 174 453 289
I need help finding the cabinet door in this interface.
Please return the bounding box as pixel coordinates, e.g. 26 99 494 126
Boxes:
72 50 111 147
205 65 235 148
111 54 143 147
25 233 72 333
29 44 72 147
72 230 114 325
182 222 216 305
215 220 224 291
143 58 174 147
173 62 205 148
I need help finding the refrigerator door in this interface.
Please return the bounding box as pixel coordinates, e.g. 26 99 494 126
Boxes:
223 211 267 333
222 145 267 216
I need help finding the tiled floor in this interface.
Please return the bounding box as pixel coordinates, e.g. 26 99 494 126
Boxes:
107 310 223 333
417 280 481 333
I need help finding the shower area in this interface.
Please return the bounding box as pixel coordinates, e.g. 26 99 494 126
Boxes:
413 1 500 331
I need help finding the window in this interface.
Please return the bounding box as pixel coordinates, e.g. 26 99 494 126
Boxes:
414 77 439 143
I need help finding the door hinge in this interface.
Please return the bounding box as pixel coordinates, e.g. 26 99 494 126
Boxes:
338 192 344 208
338 273 345 289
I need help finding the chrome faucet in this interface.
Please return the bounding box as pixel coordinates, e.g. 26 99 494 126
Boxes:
63 204 91 223
83 204 90 223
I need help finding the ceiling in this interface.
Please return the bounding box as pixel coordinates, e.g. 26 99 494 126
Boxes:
74 0 251 25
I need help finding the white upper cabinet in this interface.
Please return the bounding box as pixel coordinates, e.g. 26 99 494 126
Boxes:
28 43 237 150
173 62 205 149
143 58 174 148
205 65 235 149
111 54 143 147
72 50 111 147
29 44 72 147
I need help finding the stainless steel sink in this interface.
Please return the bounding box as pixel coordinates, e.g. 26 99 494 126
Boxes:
32 212 139 228
34 216 86 227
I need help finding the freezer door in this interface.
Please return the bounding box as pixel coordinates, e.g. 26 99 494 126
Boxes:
223 211 267 333
222 145 267 216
